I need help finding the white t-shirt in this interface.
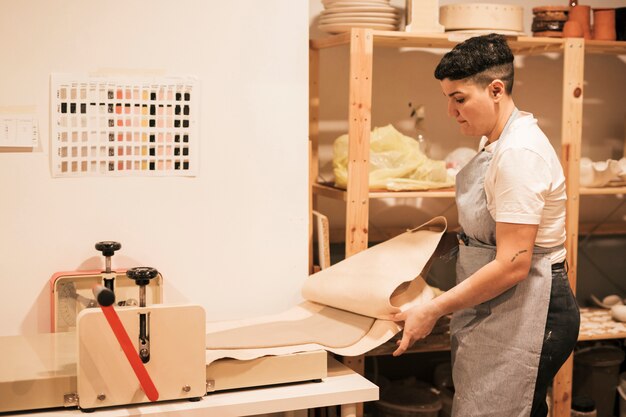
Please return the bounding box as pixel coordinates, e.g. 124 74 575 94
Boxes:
480 111 567 263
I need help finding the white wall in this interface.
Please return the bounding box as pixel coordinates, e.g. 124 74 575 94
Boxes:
0 0 309 336
309 0 626 239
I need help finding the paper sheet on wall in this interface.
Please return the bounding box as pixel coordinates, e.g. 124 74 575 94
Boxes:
0 114 38 148
206 216 447 364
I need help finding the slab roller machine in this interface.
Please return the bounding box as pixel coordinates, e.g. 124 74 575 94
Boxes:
0 242 327 413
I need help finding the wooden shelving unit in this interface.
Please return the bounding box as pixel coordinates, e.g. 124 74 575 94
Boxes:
309 30 626 417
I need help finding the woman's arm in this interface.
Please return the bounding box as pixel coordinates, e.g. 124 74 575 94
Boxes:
392 221 539 356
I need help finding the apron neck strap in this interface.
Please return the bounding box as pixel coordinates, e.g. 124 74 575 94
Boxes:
494 107 519 151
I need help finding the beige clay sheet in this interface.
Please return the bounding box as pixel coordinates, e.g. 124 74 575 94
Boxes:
206 216 447 364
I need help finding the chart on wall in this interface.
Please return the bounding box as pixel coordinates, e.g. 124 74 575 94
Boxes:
50 74 199 177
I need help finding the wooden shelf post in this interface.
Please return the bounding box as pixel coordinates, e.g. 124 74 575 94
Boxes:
309 43 320 275
553 36 585 417
344 28 373 260
342 29 374 417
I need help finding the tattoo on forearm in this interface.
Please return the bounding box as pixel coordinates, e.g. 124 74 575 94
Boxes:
510 250 528 263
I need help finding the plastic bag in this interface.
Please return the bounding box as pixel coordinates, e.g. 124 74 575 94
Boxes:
333 124 454 191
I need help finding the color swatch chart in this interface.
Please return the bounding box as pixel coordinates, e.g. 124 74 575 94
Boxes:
51 74 199 177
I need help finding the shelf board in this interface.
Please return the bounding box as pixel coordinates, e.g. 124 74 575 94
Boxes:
580 185 626 195
315 183 625 199
579 222 626 235
585 39 626 55
579 308 626 341
313 182 455 200
311 31 566 55
315 182 626 200
311 31 626 56
366 332 451 356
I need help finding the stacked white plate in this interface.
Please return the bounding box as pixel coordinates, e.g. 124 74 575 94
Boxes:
318 0 400 34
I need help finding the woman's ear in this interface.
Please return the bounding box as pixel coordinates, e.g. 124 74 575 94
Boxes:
489 79 506 102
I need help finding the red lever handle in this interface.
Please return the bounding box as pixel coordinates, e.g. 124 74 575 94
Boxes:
94 285 159 402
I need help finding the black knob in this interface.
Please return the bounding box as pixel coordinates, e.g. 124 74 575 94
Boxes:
126 267 158 286
95 241 122 257
92 285 116 307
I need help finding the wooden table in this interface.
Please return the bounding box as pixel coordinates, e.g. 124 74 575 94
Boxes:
4 357 378 417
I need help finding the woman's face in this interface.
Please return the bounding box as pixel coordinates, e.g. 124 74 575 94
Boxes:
440 78 498 138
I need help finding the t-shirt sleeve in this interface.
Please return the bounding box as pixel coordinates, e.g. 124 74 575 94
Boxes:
492 148 551 224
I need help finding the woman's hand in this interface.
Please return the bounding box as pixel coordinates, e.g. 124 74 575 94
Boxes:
392 302 443 356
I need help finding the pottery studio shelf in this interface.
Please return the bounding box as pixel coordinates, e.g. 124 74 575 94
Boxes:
311 31 626 54
311 31 567 54
313 183 626 201
579 308 626 341
309 30 626 417
309 31 578 258
579 222 626 235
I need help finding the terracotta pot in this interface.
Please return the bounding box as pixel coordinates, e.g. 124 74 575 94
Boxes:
593 8 616 40
562 20 584 37
569 5 592 39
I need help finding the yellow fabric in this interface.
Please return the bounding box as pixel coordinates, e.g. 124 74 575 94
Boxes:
333 124 454 191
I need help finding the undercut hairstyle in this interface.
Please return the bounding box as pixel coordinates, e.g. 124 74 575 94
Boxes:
434 34 515 94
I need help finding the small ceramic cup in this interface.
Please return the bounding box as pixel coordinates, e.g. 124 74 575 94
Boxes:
569 5 592 39
593 8 616 40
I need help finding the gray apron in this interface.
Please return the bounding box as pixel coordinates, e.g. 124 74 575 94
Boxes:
451 109 562 417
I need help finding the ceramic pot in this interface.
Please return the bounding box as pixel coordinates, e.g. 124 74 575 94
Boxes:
579 157 620 187
563 20 584 37
592 8 616 40
590 294 624 309
569 5 592 39
616 7 626 41
603 294 624 307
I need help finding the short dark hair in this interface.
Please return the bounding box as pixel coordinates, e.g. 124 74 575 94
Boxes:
434 34 515 94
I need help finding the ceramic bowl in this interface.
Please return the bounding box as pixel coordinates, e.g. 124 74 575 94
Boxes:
580 157 620 187
604 294 624 307
611 304 626 322
590 294 624 309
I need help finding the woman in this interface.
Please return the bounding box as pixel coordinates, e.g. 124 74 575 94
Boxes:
392 34 580 417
